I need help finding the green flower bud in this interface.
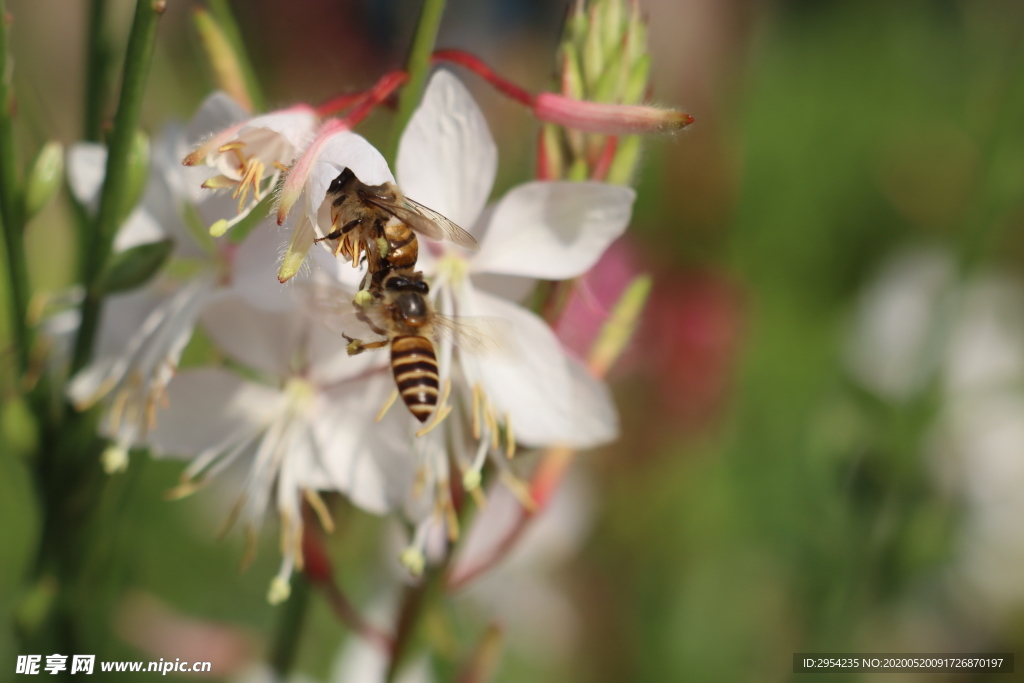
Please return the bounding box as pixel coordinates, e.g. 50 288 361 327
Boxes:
23 142 63 221
119 131 150 226
193 7 253 114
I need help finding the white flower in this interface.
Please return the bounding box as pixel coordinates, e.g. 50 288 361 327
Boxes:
396 70 633 452
148 292 401 599
844 247 956 402
307 71 635 571
848 247 1024 617
383 72 633 544
184 100 319 236
65 95 243 469
273 122 393 283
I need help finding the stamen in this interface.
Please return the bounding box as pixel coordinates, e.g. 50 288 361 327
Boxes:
273 161 290 172
108 386 131 432
240 526 259 571
200 175 238 190
499 470 538 513
376 388 400 422
400 518 433 577
304 489 335 533
504 411 516 459
463 431 490 492
471 383 482 439
165 479 202 501
101 445 129 474
216 493 246 538
416 379 452 437
441 495 460 542
267 556 294 605
483 396 500 452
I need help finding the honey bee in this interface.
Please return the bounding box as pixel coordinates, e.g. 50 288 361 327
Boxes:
310 269 507 425
343 270 441 422
316 168 478 283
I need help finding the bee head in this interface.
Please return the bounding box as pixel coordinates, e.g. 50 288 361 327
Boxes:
328 168 355 195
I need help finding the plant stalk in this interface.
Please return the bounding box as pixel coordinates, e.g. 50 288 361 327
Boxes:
389 0 447 159
0 0 31 374
72 0 164 375
84 0 113 141
269 574 311 677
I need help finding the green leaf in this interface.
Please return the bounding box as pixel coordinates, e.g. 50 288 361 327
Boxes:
95 238 174 296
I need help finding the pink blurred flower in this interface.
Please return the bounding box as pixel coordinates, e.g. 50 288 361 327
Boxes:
640 269 742 430
554 238 642 363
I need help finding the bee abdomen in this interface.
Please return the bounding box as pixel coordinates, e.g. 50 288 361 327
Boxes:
384 224 418 270
391 335 439 422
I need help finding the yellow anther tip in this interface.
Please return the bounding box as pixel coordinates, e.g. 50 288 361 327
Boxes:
209 219 229 237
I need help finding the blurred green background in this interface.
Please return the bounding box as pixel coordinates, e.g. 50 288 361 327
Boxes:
4 0 1024 680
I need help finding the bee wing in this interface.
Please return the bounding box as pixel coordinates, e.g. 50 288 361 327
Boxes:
301 283 386 341
360 194 479 251
431 314 519 359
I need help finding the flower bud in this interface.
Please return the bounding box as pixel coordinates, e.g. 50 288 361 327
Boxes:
120 131 150 225
23 142 63 221
535 93 693 135
193 8 253 114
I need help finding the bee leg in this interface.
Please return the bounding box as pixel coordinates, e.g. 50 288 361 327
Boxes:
355 308 387 337
314 218 363 244
342 333 387 356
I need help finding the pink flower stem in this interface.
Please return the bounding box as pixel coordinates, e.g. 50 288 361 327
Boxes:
313 91 367 118
431 49 536 107
338 70 409 128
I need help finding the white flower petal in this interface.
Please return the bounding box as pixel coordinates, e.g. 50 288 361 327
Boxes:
471 181 636 280
461 286 599 448
66 142 107 212
112 207 166 252
315 130 394 189
845 247 954 402
564 357 619 448
149 368 283 457
185 91 249 146
233 221 306 312
240 109 319 162
200 293 304 378
397 70 497 231
311 377 393 514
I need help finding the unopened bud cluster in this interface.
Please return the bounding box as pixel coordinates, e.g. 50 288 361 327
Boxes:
540 0 685 184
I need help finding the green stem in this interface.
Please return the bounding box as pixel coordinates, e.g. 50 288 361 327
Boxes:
388 0 447 159
84 0 113 141
0 0 31 374
269 574 311 676
386 565 446 682
206 0 266 112
72 0 164 375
